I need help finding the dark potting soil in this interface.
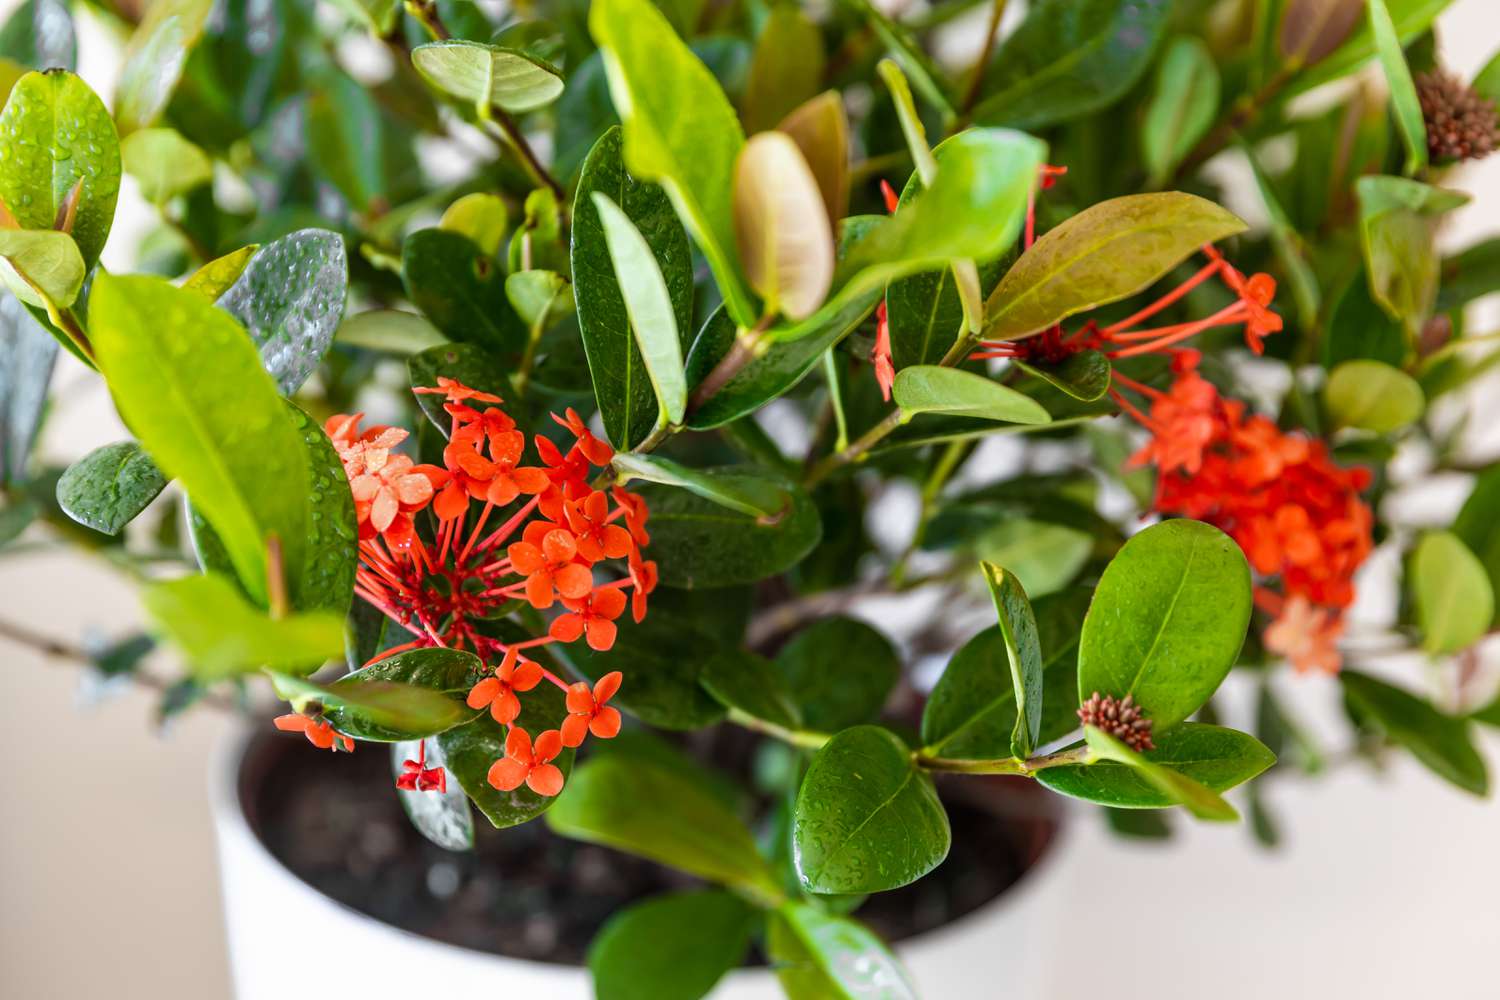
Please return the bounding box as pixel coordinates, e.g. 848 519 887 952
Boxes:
243 724 1060 966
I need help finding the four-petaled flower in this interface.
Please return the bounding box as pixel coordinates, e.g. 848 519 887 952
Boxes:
413 375 503 405
550 587 628 651
563 490 634 563
561 671 624 747
487 727 565 797
274 713 353 753
509 527 594 609
396 758 447 792
466 648 545 725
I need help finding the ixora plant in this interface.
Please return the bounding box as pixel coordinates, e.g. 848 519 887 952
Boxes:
4 0 1500 994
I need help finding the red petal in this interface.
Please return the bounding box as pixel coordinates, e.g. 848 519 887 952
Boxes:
504 726 533 762
565 682 595 715
549 614 585 643
554 562 594 600
466 677 499 709
526 572 555 610
491 688 521 725
590 706 622 740
487 757 528 791
513 467 550 493
526 763 565 797
543 528 577 564
508 541 546 575
594 587 628 619
510 659 544 691
601 524 633 560
273 714 309 733
434 481 468 521
584 617 617 651
370 489 399 532
560 713 589 748
486 475 520 507
594 671 623 704
533 729 564 762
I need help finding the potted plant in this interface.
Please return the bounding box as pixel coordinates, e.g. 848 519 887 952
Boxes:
3 0 1498 996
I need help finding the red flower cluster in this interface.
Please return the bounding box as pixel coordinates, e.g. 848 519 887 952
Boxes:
273 379 654 796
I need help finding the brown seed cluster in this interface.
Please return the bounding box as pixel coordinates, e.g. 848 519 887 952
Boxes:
1417 70 1500 163
1078 692 1155 752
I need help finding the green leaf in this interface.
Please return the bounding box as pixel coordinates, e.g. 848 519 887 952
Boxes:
776 616 899 732
1077 519 1251 731
1367 0 1427 175
984 192 1247 341
336 309 448 355
700 647 801 730
390 738 474 851
0 0 75 71
1454 466 1500 624
1245 145 1321 333
438 679 576 828
1437 238 1500 313
0 69 119 270
1356 175 1468 336
1088 725 1238 820
922 588 1088 759
402 227 526 355
144 573 343 679
547 753 782 903
408 343 511 436
589 0 755 326
305 71 385 213
973 520 1094 598
183 245 257 300
732 130 834 322
893 366 1051 424
216 229 348 395
793 725 950 893
589 890 755 1000
1325 269 1406 369
1037 723 1273 816
572 126 693 449
410 40 564 114
439 192 508 257
1141 36 1220 186
1014 349 1112 402
330 0 401 35
505 270 570 331
55 440 166 535
972 0 1171 130
1324 360 1425 432
0 228 82 307
114 0 212 134
316 647 481 740
633 470 821 588
1342 671 1488 794
767 902 916 1000
1410 531 1493 655
90 273 310 607
0 291 56 484
979 562 1044 758
120 126 212 204
284 402 357 617
611 453 787 519
590 192 688 425
741 4 824 134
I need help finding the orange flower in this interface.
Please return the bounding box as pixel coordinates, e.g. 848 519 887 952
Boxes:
413 375 503 405
466 648 545 725
612 486 651 546
1264 596 1344 675
550 587 628 651
553 407 614 466
872 300 895 402
508 527 594 608
563 490 634 563
627 547 658 623
561 671 623 747
273 713 353 752
487 726 565 796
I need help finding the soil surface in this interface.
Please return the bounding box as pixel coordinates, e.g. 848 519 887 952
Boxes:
243 725 1060 965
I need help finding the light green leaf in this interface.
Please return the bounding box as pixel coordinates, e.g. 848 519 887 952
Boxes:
114 0 212 134
590 891 755 1000
0 228 82 307
120 126 212 205
439 192 509 257
1411 531 1493 655
55 440 166 535
183 245 257 300
893 366 1051 424
1142 36 1220 186
768 902 916 1000
611 452 787 519
336 309 448 355
1367 0 1428 175
305 647 480 741
741 4 824 133
411 40 564 114
1343 671 1487 794
843 0 954 119
974 518 1093 599
1356 175 1468 336
979 562 1044 758
1325 359 1425 432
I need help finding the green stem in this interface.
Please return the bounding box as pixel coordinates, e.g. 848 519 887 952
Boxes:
482 111 566 205
726 707 831 750
917 744 1092 775
822 348 850 451
404 0 451 39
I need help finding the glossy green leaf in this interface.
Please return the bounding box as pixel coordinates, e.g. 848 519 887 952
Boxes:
1037 723 1273 817
1077 519 1251 731
336 310 448 355
732 130 834 321
547 753 782 903
1142 36 1219 186
589 890 755 1000
284 402 357 617
440 193 508 257
1368 0 1427 175
1342 671 1487 794
768 902 916 1000
120 126 211 204
90 273 309 607
439 679 575 828
144 572 342 679
589 0 755 326
216 229 348 395
922 588 1089 759
1015 350 1112 402
590 192 688 425
700 647 801 730
320 647 481 740
183 245 257 300
408 343 511 436
984 192 1246 341
572 127 693 448
742 4 823 133
505 270 570 332
402 227 525 355
55 440 166 535
972 0 1171 130
1088 725 1237 820
612 453 787 519
0 0 75 71
776 616 899 732
1356 175 1468 335
390 738 474 851
0 228 82 307
633 470 821 588
411 40 564 113
893 366 1051 424
0 291 56 484
0 69 119 269
1325 360 1424 432
1411 531 1493 655
979 562 1044 758
793 725 949 893
114 0 212 134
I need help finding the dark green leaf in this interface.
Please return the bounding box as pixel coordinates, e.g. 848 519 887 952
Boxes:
701 647 801 730
977 563 1043 757
1141 36 1219 186
589 890 755 1000
1453 465 1500 624
0 1 76 71
322 646 482 740
1437 237 1500 313
612 453 789 519
793 725 950 893
55 440 167 535
1342 670 1488 795
776 616 899 731
1077 519 1251 731
438 679 575 828
1324 271 1407 368
1015 350 1112 402
767 902 916 1000
402 228 525 355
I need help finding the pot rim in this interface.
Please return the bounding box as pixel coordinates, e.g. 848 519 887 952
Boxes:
210 719 1078 974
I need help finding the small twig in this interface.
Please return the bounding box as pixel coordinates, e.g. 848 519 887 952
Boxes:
482 110 566 205
688 314 775 414
959 0 1008 115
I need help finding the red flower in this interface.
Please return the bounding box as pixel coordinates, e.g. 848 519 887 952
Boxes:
553 407 614 466
273 713 353 753
612 486 651 546
487 727 565 797
872 300 895 402
550 587 628 651
627 547 658 623
561 671 624 747
396 755 447 792
413 375 503 405
466 647 545 724
563 490 634 563
508 527 594 608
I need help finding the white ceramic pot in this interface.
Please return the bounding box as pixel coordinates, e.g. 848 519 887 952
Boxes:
211 725 1080 999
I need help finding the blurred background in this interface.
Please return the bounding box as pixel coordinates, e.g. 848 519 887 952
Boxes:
3 1 1499 997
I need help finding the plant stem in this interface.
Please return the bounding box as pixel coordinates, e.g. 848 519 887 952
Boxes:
483 111 566 205
804 408 903 487
917 744 1091 775
726 707 831 750
959 0 1009 115
687 314 774 414
404 0 451 39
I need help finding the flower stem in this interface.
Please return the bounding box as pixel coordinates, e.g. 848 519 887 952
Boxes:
726 707 831 750
916 744 1092 775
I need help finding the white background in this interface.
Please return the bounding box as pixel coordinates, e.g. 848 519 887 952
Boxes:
3 1 1500 997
